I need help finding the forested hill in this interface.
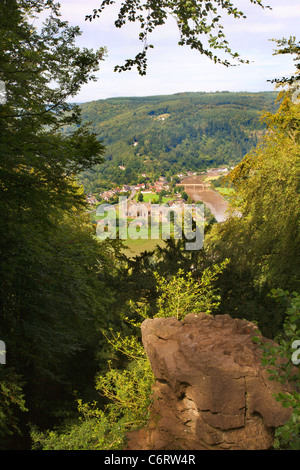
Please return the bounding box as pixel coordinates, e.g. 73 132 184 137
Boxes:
76 91 278 194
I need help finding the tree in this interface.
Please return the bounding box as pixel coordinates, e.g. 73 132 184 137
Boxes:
86 0 269 75
182 190 188 201
204 55 300 336
137 191 144 202
0 0 106 220
223 91 299 290
254 289 300 450
153 264 228 319
30 263 229 450
0 0 111 446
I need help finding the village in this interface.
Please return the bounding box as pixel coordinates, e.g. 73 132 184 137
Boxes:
86 167 232 251
86 175 175 206
85 167 230 210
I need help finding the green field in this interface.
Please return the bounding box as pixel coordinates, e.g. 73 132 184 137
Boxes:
121 221 176 257
122 237 166 257
91 209 174 257
215 187 235 197
136 193 173 204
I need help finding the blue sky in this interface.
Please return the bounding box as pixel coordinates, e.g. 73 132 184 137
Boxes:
39 0 300 102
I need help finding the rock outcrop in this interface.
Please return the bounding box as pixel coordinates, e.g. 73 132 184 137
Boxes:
126 313 293 450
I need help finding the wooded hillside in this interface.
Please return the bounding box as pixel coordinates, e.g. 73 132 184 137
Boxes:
76 91 278 193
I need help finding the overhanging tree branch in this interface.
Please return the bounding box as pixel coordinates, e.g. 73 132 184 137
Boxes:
86 0 270 75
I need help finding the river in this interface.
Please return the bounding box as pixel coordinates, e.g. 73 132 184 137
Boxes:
180 172 229 222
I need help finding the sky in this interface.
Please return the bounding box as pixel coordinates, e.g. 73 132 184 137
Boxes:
35 0 300 102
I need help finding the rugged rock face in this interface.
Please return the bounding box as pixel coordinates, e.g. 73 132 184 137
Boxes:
126 313 292 450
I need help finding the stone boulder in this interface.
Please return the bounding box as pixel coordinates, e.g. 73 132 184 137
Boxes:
126 313 293 450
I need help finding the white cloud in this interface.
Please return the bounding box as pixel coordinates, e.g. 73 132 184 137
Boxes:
41 0 300 100
228 21 285 34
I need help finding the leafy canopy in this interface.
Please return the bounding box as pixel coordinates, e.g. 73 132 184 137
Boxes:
253 290 300 450
0 0 110 443
31 264 227 450
204 40 300 336
0 0 106 218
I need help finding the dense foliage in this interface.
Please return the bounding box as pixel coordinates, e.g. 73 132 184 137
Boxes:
31 265 228 450
205 88 300 338
0 0 110 448
253 289 300 450
0 0 298 452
